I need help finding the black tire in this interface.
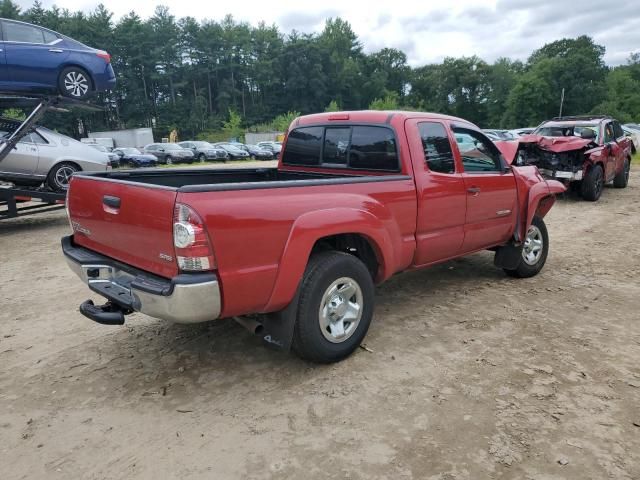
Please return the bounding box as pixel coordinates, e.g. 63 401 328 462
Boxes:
504 216 549 279
250 154 256 160
292 251 375 363
198 153 206 163
165 155 173 165
46 162 79 192
613 158 630 188
581 164 604 201
58 66 92 100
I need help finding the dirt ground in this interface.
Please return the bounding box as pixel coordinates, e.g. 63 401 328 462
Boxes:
1 171 639 480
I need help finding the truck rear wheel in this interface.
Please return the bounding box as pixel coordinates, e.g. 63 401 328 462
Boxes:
292 251 374 363
613 158 630 188
581 164 604 201
504 216 549 278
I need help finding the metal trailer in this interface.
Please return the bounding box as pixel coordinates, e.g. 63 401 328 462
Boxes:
0 93 101 219
88 127 154 149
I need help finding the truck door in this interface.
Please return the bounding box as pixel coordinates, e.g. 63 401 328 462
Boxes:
405 119 467 266
452 127 518 253
602 122 618 181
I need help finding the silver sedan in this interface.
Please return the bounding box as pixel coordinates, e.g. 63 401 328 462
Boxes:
0 120 110 192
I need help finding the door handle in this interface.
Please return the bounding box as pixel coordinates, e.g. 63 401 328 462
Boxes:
102 195 121 208
467 186 481 195
49 48 64 53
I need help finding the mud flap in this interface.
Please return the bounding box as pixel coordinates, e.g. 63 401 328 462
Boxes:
258 288 300 352
494 243 524 270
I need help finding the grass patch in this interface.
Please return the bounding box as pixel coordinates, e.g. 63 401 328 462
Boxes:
632 152 640 166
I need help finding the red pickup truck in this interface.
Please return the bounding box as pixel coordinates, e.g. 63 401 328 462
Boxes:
63 111 565 362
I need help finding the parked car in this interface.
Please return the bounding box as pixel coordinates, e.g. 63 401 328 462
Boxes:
0 18 116 100
112 148 158 168
509 128 535 137
178 141 228 162
0 118 109 191
257 141 282 155
622 126 640 154
87 144 119 167
238 143 274 160
63 110 565 363
144 143 194 164
212 142 250 160
483 129 518 140
512 115 631 201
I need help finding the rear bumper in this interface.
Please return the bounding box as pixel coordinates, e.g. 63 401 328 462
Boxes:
62 236 221 324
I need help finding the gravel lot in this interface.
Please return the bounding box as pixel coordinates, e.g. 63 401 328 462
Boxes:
1 170 639 479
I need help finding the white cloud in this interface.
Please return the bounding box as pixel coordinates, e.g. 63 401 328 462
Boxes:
16 0 637 65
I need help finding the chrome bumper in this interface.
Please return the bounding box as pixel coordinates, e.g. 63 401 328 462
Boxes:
538 168 583 181
62 236 221 324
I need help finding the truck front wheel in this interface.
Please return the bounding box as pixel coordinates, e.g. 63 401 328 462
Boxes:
292 251 375 363
504 216 549 278
581 164 604 201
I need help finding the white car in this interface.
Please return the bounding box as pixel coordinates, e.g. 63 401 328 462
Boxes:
0 118 110 192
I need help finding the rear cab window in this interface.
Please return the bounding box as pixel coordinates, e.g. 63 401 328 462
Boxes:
282 125 399 172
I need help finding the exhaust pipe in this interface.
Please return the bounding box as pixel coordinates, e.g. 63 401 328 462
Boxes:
233 316 264 335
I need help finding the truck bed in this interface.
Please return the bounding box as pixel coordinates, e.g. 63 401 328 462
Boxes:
79 167 408 192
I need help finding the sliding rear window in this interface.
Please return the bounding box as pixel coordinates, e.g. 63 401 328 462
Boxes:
283 125 399 171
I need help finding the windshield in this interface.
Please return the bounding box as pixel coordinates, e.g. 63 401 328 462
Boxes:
534 124 599 142
219 144 242 153
192 141 213 148
163 144 182 150
121 148 141 154
89 144 108 152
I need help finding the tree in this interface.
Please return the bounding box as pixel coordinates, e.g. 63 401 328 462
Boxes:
324 100 340 112
222 109 243 141
0 0 21 19
369 92 399 110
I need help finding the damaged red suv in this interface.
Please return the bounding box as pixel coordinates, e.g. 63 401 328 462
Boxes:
514 116 631 201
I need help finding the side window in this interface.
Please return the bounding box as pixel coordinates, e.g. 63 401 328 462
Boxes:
453 128 502 173
349 126 398 171
42 30 58 44
30 132 47 144
603 123 614 143
612 121 624 139
418 122 455 174
322 127 350 165
4 22 45 44
282 126 323 166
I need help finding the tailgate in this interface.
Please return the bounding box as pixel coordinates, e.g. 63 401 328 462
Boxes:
67 176 179 279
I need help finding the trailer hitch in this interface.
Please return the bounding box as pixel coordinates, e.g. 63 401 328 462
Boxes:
79 299 131 325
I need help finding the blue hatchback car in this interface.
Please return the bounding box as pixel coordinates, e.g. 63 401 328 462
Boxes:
0 18 116 99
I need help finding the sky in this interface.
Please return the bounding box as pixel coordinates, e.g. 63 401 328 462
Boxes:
16 0 640 66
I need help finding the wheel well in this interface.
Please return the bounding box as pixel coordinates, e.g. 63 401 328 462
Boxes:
59 64 95 90
48 160 82 177
310 234 380 280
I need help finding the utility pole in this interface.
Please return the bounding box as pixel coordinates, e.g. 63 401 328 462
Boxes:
559 88 565 117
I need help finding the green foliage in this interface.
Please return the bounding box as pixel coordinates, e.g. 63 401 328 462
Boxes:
4 3 639 137
369 92 400 110
324 100 340 112
3 108 26 121
222 109 243 141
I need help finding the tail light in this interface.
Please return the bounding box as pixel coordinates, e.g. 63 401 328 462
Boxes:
96 50 111 63
173 203 216 271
